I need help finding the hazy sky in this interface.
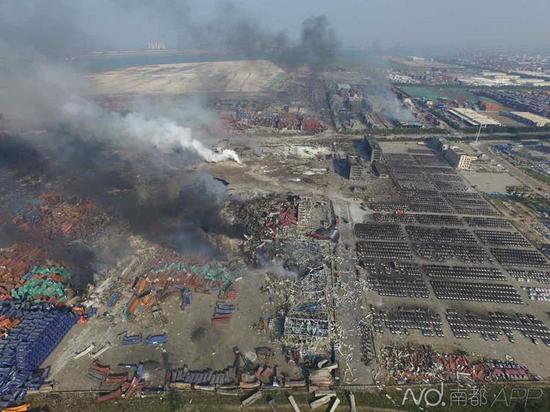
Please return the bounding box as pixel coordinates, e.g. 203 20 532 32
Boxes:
247 0 550 50
1 0 549 54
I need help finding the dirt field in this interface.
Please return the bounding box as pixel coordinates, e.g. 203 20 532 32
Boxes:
461 170 522 192
45 265 283 391
89 60 285 95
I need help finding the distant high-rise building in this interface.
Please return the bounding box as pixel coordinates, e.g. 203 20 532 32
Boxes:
147 41 167 50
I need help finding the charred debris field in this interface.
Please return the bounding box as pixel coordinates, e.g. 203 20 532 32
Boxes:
1 52 550 411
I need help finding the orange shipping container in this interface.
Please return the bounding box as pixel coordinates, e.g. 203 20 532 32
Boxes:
140 293 155 307
2 403 31 412
127 296 140 314
480 101 504 112
133 277 150 294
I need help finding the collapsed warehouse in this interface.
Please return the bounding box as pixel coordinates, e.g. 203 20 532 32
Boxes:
327 82 423 131
235 195 337 357
232 105 326 134
283 266 332 353
214 93 327 135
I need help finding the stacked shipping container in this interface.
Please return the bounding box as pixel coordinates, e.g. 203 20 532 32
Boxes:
0 302 77 407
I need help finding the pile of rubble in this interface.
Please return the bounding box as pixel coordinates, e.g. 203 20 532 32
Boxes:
237 195 334 361
262 270 331 354
125 277 157 317
237 352 328 409
94 361 152 403
149 261 234 288
0 246 47 300
235 195 297 244
13 193 108 240
233 107 326 134
11 266 73 304
256 198 298 241
237 195 329 275
123 247 237 318
378 345 533 384
282 265 333 355
379 345 460 384
307 361 336 392
359 321 375 366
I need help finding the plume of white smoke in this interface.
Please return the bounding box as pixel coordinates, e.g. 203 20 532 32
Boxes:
367 86 416 122
0 41 241 165
61 100 241 164
363 56 415 122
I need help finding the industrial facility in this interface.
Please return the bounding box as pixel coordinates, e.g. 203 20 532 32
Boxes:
1 2 550 411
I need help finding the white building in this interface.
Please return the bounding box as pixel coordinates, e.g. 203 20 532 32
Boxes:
505 112 550 127
445 146 476 170
448 108 501 127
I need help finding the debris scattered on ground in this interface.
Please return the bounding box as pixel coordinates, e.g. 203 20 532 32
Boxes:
378 345 533 384
13 193 108 240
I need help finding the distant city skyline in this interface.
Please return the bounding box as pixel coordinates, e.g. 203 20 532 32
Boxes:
1 0 549 56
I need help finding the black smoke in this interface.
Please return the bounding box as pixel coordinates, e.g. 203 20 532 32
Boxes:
296 16 339 68
0 0 341 293
39 131 234 254
0 128 236 291
0 1 340 69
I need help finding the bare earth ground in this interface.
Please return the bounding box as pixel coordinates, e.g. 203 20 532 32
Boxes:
46 267 283 391
89 60 285 95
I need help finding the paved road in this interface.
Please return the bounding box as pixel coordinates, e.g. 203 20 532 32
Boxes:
331 198 373 385
481 142 550 199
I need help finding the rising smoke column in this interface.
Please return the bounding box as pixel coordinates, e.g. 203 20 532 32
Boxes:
60 100 241 164
0 52 241 165
298 15 338 69
363 53 416 122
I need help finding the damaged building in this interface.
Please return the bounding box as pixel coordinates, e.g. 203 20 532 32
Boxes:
283 266 332 355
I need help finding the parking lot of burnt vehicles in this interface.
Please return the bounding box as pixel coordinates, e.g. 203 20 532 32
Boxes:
347 137 550 382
